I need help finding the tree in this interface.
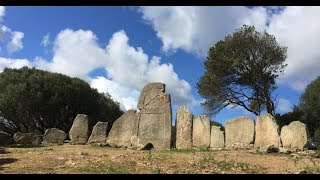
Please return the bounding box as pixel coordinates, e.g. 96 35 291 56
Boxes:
299 76 320 137
0 67 123 135
197 25 287 116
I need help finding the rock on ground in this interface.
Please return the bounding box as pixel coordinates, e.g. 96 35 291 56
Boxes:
192 115 210 149
88 121 108 144
280 121 309 151
225 116 255 149
69 114 89 145
43 128 67 145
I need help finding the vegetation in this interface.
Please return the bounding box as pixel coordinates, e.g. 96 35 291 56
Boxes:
299 76 320 137
274 106 303 129
197 25 287 116
0 67 123 135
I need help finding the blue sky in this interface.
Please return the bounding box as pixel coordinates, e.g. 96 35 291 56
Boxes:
0 6 318 125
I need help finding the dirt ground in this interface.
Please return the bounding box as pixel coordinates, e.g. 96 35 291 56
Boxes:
0 144 320 174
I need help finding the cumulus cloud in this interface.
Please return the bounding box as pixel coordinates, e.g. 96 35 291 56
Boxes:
0 7 24 54
139 6 320 94
31 29 196 111
6 31 24 54
139 6 268 56
41 33 50 48
267 7 320 92
0 6 4 21
0 57 31 72
277 98 292 112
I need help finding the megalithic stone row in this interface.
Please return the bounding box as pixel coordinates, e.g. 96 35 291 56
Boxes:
192 115 211 149
210 126 225 149
88 121 108 144
254 114 281 149
280 121 309 151
69 114 89 145
175 106 193 150
225 116 255 149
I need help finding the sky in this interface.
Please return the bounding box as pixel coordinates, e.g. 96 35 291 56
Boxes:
0 6 319 125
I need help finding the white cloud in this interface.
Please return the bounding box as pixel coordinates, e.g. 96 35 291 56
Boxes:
90 76 140 111
139 6 268 56
41 33 50 48
31 29 196 111
0 7 24 54
0 57 31 73
140 6 320 93
6 31 24 54
277 98 292 112
0 6 4 21
267 7 320 92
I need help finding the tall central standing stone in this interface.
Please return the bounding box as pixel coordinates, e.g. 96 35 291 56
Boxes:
106 82 172 150
135 82 172 149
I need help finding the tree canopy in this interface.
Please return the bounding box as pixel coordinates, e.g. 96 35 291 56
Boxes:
0 67 123 135
299 76 320 137
197 25 287 116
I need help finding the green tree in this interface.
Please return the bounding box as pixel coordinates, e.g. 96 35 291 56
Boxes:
299 76 320 137
274 105 303 129
197 25 287 116
0 67 123 134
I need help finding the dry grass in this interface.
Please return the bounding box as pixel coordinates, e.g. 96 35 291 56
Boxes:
0 144 320 174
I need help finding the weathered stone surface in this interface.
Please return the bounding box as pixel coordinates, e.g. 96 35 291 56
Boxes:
254 114 281 149
43 128 67 145
192 115 210 149
280 121 309 151
88 121 108 144
13 132 42 145
210 126 225 149
135 92 172 150
0 131 12 146
137 82 165 110
69 114 89 145
175 106 193 149
106 110 136 148
225 116 255 149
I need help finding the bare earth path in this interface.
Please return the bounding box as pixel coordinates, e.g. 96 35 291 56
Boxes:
0 144 320 174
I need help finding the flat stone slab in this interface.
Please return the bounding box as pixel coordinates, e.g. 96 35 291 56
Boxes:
175 106 193 150
88 121 108 144
225 116 255 149
254 114 281 149
192 115 210 149
69 114 89 145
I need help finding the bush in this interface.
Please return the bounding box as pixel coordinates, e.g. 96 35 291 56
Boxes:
0 67 123 135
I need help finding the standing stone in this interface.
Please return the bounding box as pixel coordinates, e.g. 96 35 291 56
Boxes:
175 106 193 149
106 110 136 148
254 114 281 149
280 121 309 151
137 82 165 110
210 126 225 149
69 114 89 145
135 91 172 150
43 128 67 145
88 121 108 144
225 117 255 149
0 131 12 146
192 115 210 149
13 132 42 145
